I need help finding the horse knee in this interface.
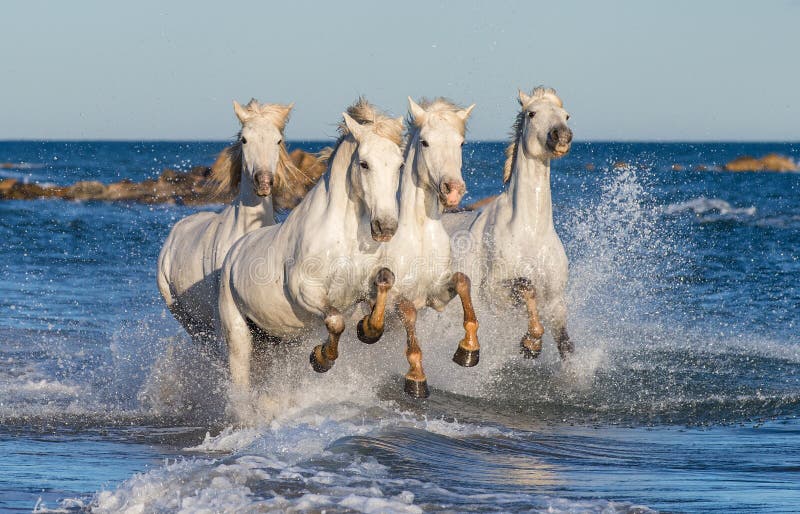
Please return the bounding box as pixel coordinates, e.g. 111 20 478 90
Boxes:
375 268 395 290
325 312 345 335
510 277 535 302
451 272 471 296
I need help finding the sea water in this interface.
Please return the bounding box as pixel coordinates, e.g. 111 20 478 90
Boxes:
1 140 798 512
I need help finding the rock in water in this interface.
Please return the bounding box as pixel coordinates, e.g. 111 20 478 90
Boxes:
724 153 797 172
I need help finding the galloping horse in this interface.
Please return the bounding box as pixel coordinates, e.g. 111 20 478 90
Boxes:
218 99 404 392
444 87 575 360
157 99 309 344
355 97 480 398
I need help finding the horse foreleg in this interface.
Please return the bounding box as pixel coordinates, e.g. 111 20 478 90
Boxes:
396 298 429 398
448 272 480 367
310 308 345 373
511 279 545 359
356 268 395 344
549 297 574 360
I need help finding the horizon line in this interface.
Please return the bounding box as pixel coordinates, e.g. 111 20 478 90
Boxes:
1 138 799 145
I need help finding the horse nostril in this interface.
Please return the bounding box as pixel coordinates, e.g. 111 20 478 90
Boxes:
442 182 451 194
371 219 382 234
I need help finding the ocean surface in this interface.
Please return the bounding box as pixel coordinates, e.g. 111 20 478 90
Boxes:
1 140 799 513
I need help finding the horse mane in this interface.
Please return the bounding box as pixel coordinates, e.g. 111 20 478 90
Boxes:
503 87 563 183
405 97 468 137
336 97 403 147
316 146 334 165
210 135 243 195
210 99 322 210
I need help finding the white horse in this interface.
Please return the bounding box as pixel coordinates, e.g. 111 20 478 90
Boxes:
354 97 479 398
218 99 404 391
443 87 574 359
157 99 306 344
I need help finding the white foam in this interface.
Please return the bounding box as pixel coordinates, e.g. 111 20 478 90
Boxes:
339 493 422 514
184 426 264 453
664 196 756 218
11 378 82 397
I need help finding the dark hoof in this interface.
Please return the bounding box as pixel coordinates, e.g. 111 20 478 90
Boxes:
404 378 430 399
356 318 382 344
558 340 575 360
309 346 333 373
520 337 543 359
452 346 480 367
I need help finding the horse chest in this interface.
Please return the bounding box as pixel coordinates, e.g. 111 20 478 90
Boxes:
483 221 567 287
389 221 451 295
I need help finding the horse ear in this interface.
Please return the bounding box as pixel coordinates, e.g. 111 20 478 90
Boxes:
457 103 476 121
518 89 532 106
342 112 365 141
408 97 426 124
233 101 250 123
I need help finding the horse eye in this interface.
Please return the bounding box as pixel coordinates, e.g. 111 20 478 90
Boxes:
241 136 248 144
460 142 465 147
566 114 570 121
360 161 369 170
528 111 535 118
421 140 429 147
277 139 282 145
399 163 405 170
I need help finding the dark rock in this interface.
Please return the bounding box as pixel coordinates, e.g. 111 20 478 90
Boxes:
65 181 107 200
0 150 326 206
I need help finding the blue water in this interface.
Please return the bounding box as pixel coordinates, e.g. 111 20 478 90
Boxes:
1 140 799 512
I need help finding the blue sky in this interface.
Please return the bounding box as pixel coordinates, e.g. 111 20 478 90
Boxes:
2 0 798 141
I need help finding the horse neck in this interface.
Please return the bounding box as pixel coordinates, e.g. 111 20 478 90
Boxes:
399 133 442 230
233 174 276 229
506 146 554 231
323 138 362 230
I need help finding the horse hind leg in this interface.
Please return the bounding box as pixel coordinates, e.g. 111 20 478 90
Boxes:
218 277 255 390
396 298 429 399
448 272 480 367
511 279 545 359
356 268 395 344
310 308 345 373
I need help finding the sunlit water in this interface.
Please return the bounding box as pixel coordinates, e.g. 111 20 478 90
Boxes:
1 141 799 512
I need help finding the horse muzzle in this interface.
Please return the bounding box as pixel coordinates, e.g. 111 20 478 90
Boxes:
547 126 573 158
253 171 274 197
370 216 398 242
439 179 466 208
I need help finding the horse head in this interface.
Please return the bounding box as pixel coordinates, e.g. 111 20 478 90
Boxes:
407 97 475 209
342 111 404 242
233 99 293 198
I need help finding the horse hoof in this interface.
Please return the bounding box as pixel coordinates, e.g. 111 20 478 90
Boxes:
452 346 480 367
356 318 382 344
404 378 430 399
520 337 543 359
558 340 575 361
309 346 333 373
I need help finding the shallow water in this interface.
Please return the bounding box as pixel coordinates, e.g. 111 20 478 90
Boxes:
1 140 798 512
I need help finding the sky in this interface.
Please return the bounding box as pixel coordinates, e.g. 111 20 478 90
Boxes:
2 0 798 141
